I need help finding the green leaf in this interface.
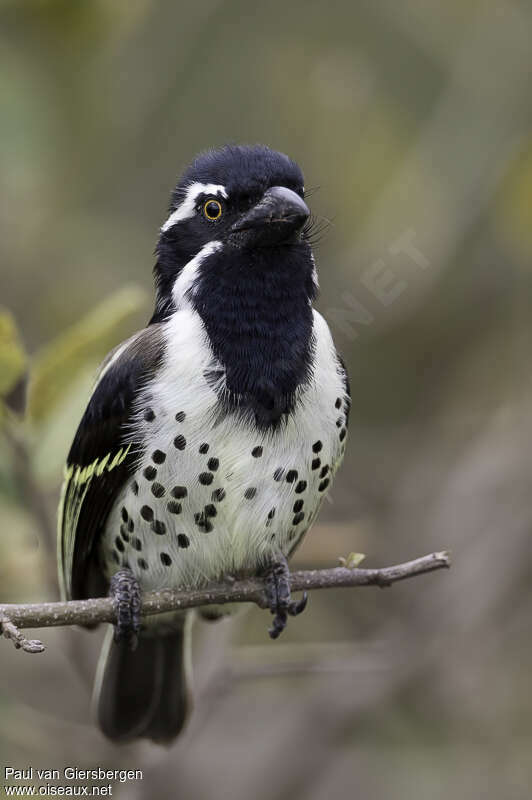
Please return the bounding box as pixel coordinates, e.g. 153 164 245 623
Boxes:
0 309 27 399
338 552 366 568
28 285 147 422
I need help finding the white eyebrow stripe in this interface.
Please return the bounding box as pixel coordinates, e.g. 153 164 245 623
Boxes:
161 182 228 232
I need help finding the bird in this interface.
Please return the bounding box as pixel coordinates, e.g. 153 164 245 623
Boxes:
57 144 350 744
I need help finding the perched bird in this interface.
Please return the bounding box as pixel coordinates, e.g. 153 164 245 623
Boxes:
58 144 350 743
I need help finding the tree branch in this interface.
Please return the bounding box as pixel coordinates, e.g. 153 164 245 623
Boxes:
0 552 450 652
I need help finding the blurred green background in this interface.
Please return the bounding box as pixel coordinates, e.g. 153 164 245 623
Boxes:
1 1 532 798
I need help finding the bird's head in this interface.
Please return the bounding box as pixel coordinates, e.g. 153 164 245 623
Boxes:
152 144 316 322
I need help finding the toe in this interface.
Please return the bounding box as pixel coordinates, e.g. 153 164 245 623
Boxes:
109 568 141 649
268 610 287 639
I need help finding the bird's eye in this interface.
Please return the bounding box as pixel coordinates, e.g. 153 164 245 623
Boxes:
203 199 222 221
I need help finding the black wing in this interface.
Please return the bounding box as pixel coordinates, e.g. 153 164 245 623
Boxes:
58 325 165 600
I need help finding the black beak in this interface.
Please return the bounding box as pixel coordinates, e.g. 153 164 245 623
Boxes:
230 186 310 247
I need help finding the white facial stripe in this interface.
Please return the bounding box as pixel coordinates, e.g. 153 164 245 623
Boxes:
161 182 228 232
172 240 222 307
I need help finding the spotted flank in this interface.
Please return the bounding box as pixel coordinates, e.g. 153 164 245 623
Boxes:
96 308 348 593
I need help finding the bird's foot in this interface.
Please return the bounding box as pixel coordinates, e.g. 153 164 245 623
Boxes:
264 554 308 640
109 568 141 650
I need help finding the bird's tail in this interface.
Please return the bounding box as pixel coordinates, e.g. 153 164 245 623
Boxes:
93 614 193 744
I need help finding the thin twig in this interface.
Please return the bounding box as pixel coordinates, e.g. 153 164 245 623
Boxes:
0 552 450 652
0 614 45 653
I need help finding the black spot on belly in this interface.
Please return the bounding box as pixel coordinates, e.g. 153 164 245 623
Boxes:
274 468 285 481
140 505 153 522
339 428 347 441
174 435 186 450
204 504 217 518
138 558 148 570
268 508 276 519
286 470 298 483
319 478 330 492
171 486 188 499
336 417 343 428
121 507 128 522
127 518 134 532
194 512 213 532
199 442 210 454
178 533 190 548
120 524 129 542
295 480 307 494
175 411 186 422
199 472 214 486
133 538 142 551
167 500 182 514
143 466 157 481
212 488 226 502
312 441 323 453
152 449 166 464
144 408 156 422
152 519 166 535
335 397 342 409
160 552 172 566
244 487 257 499
115 536 125 552
151 482 165 498
311 458 321 470
207 457 219 471
252 446 263 458
320 464 330 478
293 512 305 525
293 500 304 512
131 480 139 496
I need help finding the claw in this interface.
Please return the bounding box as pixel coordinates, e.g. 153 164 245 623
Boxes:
287 591 308 617
263 554 308 639
109 567 141 650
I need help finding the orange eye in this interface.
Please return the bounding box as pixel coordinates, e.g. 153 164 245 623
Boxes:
203 199 222 221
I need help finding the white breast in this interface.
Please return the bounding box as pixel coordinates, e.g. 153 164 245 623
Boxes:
101 307 348 591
